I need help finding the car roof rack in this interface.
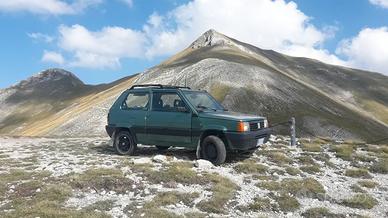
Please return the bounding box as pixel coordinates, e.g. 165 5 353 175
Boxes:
129 84 191 90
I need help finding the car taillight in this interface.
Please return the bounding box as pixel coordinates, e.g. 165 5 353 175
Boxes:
237 121 250 132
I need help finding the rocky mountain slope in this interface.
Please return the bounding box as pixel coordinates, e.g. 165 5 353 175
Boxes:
1 30 388 142
134 29 388 142
0 68 137 136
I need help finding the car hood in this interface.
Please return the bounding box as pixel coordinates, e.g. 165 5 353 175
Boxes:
198 111 265 121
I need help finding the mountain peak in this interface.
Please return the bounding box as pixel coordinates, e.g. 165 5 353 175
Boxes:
13 68 84 89
190 29 233 49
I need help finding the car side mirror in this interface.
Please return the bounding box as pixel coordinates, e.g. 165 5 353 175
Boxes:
176 106 188 113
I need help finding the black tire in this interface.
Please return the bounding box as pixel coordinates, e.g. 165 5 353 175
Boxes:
201 135 226 165
113 131 136 155
156 145 170 151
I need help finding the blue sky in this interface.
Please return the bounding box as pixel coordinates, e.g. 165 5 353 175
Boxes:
1 0 388 88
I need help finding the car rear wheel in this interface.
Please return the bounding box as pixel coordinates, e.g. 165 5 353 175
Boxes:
156 145 170 151
114 131 136 155
201 135 226 165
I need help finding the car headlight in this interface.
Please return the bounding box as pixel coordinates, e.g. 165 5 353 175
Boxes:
238 121 250 132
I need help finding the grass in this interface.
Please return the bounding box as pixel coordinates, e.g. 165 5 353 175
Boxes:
330 144 355 161
350 184 366 193
142 162 207 185
358 180 378 189
184 212 206 218
344 168 372 179
285 166 302 176
68 168 133 193
341 194 378 209
274 193 300 212
301 207 339 218
1 183 110 218
248 197 273 211
258 178 325 199
233 160 268 174
197 173 238 214
300 164 322 174
268 152 292 165
210 83 232 102
297 155 316 165
301 142 322 152
147 191 199 208
257 181 281 191
369 158 388 174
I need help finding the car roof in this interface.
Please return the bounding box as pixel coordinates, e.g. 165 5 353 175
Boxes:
129 84 191 90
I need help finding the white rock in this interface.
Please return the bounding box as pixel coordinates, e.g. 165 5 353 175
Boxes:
133 157 152 164
194 159 214 170
152 155 167 163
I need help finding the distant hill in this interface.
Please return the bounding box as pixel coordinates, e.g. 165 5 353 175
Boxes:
1 30 388 142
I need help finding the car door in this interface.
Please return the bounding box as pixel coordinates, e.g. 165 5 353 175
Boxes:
146 91 192 146
119 90 150 144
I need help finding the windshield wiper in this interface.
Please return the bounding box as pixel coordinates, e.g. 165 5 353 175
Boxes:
197 105 217 111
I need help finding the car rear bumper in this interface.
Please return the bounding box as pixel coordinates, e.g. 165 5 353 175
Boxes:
224 128 272 151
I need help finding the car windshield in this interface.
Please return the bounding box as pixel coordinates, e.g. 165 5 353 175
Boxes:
182 91 226 111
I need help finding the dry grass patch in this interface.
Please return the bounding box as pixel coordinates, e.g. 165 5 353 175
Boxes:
300 164 322 174
301 142 322 152
285 166 302 176
274 193 300 212
142 162 207 185
301 207 346 218
197 173 238 214
68 168 133 193
268 152 292 165
358 180 378 189
147 191 199 207
330 144 355 161
344 168 372 179
369 158 388 174
341 194 378 209
248 197 273 211
234 160 268 174
350 184 366 193
258 178 325 199
1 183 109 218
297 155 316 165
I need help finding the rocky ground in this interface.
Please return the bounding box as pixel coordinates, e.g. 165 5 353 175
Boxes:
0 135 387 218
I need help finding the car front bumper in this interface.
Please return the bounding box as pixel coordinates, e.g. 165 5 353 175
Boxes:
224 128 272 151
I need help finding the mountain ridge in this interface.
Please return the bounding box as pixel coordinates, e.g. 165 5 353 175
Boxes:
1 29 388 142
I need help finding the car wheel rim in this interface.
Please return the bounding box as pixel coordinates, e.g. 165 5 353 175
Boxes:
118 135 131 152
206 143 217 160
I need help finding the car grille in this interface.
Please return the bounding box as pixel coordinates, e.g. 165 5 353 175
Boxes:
249 121 265 131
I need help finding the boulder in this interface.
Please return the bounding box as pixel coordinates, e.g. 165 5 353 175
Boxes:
152 155 168 163
194 159 214 170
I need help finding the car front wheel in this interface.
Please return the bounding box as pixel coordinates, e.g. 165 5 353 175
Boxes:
201 135 226 165
114 131 136 155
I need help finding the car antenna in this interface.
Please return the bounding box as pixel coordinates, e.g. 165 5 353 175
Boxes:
184 73 187 87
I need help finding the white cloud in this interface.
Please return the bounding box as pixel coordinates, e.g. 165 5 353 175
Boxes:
119 0 133 8
58 24 145 68
39 0 387 74
337 27 388 75
0 0 102 15
42 50 65 65
143 0 340 65
28 32 54 43
369 0 388 8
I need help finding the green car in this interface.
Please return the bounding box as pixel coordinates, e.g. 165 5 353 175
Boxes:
106 84 271 165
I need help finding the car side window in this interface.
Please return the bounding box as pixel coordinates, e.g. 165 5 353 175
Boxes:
152 92 188 112
122 92 149 110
